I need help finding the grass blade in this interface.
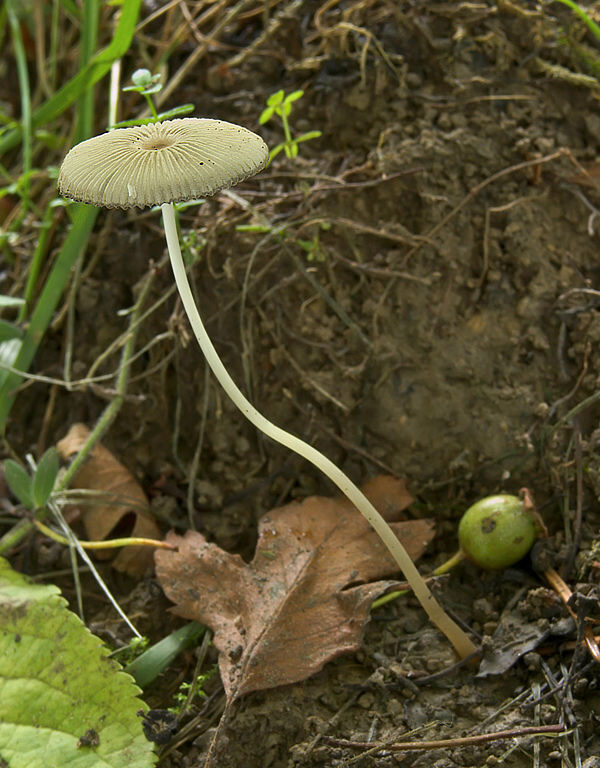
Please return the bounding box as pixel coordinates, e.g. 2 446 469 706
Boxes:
0 204 98 431
5 0 32 211
74 0 100 144
0 0 142 155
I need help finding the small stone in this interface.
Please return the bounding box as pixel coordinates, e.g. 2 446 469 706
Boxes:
357 693 375 709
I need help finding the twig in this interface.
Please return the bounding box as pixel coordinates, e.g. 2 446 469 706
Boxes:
543 568 600 663
323 724 565 752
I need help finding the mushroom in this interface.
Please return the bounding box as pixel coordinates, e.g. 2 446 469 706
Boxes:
58 117 476 658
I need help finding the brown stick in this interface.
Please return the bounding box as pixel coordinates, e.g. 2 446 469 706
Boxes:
323 724 565 752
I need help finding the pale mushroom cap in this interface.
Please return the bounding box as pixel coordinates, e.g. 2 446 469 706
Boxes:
57 118 269 209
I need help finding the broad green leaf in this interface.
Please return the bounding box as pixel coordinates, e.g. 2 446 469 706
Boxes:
32 447 59 508
0 558 156 768
4 459 34 509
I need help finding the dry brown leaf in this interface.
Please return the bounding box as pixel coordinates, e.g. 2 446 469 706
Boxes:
155 476 434 700
56 423 160 576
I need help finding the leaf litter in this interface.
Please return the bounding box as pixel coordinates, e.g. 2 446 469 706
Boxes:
155 475 435 701
56 423 160 576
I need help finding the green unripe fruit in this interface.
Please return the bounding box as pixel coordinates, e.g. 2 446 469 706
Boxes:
458 494 537 570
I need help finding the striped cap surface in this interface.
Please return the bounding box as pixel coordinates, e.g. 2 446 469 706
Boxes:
58 118 269 209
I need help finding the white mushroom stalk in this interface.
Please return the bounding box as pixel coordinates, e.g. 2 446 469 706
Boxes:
58 118 476 658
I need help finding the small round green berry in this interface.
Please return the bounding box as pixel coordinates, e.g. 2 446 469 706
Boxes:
458 494 537 570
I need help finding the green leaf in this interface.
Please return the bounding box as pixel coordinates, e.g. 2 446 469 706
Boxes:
126 622 205 688
111 104 195 130
141 83 162 95
266 89 284 107
258 106 275 124
285 90 304 103
32 129 64 150
235 224 273 233
4 460 34 509
268 142 287 161
0 337 22 388
295 130 322 143
112 115 155 128
32 447 59 508
0 295 26 308
0 320 22 343
0 558 156 768
156 104 195 120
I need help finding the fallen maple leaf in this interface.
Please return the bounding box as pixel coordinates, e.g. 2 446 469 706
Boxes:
155 476 434 700
56 423 160 576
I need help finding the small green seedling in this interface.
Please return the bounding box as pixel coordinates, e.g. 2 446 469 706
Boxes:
259 89 321 161
297 221 331 262
181 228 207 266
110 635 150 666
116 68 194 127
4 447 59 511
170 667 217 714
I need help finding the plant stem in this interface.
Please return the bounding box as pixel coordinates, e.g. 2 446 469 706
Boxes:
144 93 159 121
161 202 476 659
371 549 466 610
33 519 175 551
280 110 294 157
432 548 466 576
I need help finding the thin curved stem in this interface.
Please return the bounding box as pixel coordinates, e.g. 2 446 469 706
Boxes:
162 202 475 659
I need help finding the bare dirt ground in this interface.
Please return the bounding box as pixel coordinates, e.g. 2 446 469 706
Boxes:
4 1 600 766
